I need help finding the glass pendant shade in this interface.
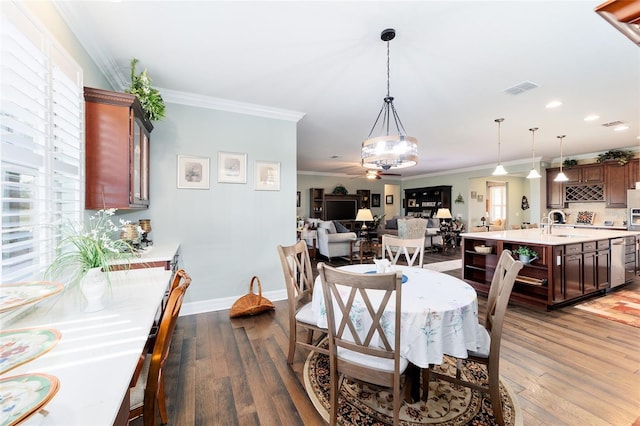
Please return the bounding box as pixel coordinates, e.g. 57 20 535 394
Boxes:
526 127 541 179
491 118 507 176
527 168 542 179
361 28 418 171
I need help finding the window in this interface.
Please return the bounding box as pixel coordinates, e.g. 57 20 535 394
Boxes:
487 181 507 223
1 3 83 282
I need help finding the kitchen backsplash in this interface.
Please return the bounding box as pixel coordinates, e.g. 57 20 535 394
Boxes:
550 203 628 227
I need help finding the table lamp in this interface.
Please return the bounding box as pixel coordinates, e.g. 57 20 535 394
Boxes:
356 208 374 235
436 208 453 231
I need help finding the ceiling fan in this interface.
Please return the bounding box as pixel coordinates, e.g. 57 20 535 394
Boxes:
366 170 401 180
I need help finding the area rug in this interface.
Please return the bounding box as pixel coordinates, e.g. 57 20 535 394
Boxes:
304 342 522 426
423 259 462 272
574 289 640 328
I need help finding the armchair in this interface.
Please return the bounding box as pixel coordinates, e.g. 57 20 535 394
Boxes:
315 220 357 261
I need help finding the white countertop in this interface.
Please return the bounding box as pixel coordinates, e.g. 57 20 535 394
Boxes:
110 242 180 266
6 268 173 425
461 228 640 245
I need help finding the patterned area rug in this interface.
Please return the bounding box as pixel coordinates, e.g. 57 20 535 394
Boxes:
574 289 640 328
423 259 462 272
304 342 522 426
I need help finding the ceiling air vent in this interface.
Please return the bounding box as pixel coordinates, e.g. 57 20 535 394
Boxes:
602 120 626 127
502 81 540 95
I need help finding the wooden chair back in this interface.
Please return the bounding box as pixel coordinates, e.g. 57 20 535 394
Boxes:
382 234 425 267
317 262 405 425
130 273 191 426
277 240 328 364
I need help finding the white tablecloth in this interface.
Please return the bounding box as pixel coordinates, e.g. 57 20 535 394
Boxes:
313 264 479 368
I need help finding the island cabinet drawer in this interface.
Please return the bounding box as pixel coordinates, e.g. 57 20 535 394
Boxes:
583 241 597 251
625 253 636 264
597 240 610 250
565 243 582 254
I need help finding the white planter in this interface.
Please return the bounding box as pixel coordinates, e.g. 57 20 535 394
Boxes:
81 267 107 312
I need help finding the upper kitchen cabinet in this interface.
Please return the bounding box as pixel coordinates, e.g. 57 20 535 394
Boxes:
84 87 153 210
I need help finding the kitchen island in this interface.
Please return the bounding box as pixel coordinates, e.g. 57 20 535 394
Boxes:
461 228 639 309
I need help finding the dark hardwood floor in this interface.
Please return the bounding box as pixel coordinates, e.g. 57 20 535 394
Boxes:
131 250 640 426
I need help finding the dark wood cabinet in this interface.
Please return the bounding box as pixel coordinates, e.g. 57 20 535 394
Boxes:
604 161 628 207
564 164 603 184
546 168 564 208
309 188 325 219
404 186 452 217
626 159 639 190
84 87 152 210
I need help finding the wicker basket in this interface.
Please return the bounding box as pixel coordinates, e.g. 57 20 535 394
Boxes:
229 276 275 318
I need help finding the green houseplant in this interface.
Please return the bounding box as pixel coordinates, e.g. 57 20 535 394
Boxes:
513 245 538 264
126 58 165 121
596 149 634 165
46 209 134 310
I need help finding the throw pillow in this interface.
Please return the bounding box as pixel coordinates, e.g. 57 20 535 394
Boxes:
427 218 440 228
319 220 337 234
333 220 350 233
385 218 398 229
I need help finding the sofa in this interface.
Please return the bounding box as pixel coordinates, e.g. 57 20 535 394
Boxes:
378 216 443 248
303 219 357 261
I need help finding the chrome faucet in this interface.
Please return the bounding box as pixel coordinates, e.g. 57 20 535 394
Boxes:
546 210 566 235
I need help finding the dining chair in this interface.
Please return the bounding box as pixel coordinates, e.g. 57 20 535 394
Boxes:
317 262 410 426
382 234 425 267
129 270 191 426
422 249 523 426
148 269 191 351
277 240 328 364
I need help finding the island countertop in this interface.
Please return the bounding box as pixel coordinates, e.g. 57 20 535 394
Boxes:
460 228 640 246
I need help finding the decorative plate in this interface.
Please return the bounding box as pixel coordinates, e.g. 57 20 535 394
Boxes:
365 271 408 284
0 373 60 426
0 282 64 314
576 211 595 224
0 328 61 375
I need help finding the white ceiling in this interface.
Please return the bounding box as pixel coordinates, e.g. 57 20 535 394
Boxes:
55 1 640 179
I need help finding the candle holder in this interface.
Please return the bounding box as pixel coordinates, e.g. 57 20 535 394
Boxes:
139 219 153 246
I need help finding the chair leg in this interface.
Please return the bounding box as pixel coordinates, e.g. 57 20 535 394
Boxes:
421 367 431 401
488 369 505 426
287 323 296 364
158 374 168 424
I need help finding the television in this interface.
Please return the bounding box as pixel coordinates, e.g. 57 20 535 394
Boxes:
325 199 358 221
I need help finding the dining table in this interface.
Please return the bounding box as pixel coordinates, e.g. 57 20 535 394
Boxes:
0 267 172 426
312 263 480 369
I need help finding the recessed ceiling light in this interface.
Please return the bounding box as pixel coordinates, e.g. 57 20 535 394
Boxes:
614 125 629 132
584 114 600 121
545 100 562 109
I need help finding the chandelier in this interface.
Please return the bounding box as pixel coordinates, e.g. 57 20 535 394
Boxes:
361 28 418 171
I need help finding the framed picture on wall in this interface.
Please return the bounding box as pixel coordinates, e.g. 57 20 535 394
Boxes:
254 160 280 191
477 194 484 202
177 155 210 189
386 195 394 205
371 193 381 207
218 152 247 183
471 191 477 199
408 199 417 207
296 191 301 207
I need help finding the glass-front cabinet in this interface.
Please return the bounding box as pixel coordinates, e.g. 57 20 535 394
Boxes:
84 87 153 209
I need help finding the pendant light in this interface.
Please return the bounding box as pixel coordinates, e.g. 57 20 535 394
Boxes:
554 135 569 182
492 118 507 176
526 127 542 179
361 28 418 171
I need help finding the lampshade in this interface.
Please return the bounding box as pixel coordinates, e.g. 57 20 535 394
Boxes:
436 208 452 219
361 28 418 171
356 208 374 222
554 135 569 182
492 118 508 176
526 127 541 179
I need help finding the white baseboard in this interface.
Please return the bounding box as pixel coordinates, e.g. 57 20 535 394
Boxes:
180 288 288 317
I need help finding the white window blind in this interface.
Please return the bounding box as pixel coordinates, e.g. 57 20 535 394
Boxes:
1 3 83 283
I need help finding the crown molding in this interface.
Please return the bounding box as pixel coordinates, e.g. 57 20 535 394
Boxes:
160 88 305 122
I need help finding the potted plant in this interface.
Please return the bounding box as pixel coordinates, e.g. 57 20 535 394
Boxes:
332 184 348 195
46 209 135 311
596 149 634 165
126 58 166 121
513 245 538 264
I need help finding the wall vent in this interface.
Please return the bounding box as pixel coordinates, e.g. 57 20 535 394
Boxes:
503 81 540 95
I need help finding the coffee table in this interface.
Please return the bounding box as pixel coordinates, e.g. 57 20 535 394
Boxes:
349 239 381 264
